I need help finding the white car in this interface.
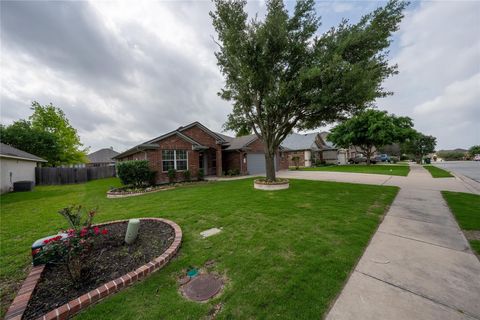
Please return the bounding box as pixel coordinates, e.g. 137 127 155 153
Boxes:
474 154 480 161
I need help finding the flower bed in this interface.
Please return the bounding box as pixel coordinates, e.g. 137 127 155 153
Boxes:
107 185 175 198
5 218 182 320
253 178 289 190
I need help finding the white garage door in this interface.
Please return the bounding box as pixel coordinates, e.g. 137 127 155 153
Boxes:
247 153 276 175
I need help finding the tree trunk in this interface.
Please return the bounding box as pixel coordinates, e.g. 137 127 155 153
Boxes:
366 148 372 166
264 150 276 182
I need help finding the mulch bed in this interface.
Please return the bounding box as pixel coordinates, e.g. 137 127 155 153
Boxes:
23 220 174 320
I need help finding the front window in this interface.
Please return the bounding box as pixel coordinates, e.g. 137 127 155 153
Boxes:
176 150 187 170
162 150 188 172
162 150 175 171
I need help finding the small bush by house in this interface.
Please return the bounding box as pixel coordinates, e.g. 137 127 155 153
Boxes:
116 160 154 187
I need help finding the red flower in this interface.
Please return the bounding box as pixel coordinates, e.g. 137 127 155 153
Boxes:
93 227 100 235
43 239 50 244
101 228 108 235
80 228 88 237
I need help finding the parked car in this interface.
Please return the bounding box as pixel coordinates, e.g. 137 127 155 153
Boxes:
474 154 480 161
374 154 390 162
348 154 377 164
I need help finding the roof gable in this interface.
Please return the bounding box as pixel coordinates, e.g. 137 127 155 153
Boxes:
0 143 47 162
178 122 229 144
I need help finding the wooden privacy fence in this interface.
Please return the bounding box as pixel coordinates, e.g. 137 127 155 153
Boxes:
35 166 116 185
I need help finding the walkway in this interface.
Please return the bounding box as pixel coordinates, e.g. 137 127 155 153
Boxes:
281 165 480 319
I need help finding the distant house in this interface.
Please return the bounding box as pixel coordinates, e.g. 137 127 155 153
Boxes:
0 143 46 194
281 132 348 167
114 121 289 183
87 148 119 167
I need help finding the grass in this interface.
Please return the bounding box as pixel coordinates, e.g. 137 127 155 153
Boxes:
296 164 410 176
442 191 480 230
0 178 398 319
423 165 454 178
442 191 480 255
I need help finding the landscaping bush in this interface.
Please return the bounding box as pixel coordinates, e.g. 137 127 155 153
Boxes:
226 168 240 176
184 170 191 182
198 168 204 181
292 156 301 170
390 156 399 163
117 160 154 187
36 205 108 286
167 168 176 183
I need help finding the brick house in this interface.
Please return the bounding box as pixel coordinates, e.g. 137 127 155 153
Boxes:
113 122 289 183
281 132 349 167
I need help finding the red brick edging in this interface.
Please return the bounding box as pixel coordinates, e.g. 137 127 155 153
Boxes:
5 218 182 320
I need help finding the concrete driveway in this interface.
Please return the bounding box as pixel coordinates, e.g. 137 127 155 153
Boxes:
280 164 480 319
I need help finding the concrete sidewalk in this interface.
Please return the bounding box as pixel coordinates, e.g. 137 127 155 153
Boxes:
325 165 480 320
280 165 480 319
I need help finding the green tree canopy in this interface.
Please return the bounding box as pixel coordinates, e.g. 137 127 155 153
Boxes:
0 120 61 164
402 131 436 163
469 145 480 157
211 0 408 180
29 101 88 165
0 102 88 166
328 109 414 164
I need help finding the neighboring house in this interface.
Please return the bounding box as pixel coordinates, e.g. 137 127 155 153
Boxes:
113 122 289 183
281 132 348 166
0 143 46 194
87 148 119 167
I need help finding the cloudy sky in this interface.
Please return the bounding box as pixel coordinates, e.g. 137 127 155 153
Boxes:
1 0 479 153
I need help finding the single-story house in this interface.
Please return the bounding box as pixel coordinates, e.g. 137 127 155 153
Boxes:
113 122 289 183
280 132 348 166
0 143 47 194
87 148 119 167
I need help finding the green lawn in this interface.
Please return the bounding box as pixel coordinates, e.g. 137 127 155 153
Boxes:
297 164 410 176
1 178 398 319
423 165 454 178
442 191 480 255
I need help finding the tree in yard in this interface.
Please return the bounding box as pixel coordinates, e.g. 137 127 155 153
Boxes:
0 120 61 165
29 101 88 165
402 131 436 164
469 145 480 157
1 102 88 166
235 124 252 137
211 0 408 181
328 109 414 165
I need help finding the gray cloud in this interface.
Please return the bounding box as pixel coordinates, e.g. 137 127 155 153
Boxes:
1 1 130 85
1 0 478 154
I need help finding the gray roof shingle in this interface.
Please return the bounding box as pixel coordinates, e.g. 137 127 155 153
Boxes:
0 143 47 162
87 148 119 163
224 134 258 150
281 133 321 151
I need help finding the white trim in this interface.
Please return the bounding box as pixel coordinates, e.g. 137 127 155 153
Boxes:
162 150 189 172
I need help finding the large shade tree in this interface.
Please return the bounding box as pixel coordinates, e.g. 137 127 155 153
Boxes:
29 101 88 165
211 0 408 180
0 120 61 164
1 102 88 166
328 109 414 165
402 131 436 163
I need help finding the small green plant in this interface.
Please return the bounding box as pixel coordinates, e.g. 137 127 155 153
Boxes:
198 168 204 181
184 170 191 182
168 168 176 183
36 205 108 286
116 160 154 187
292 156 301 170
